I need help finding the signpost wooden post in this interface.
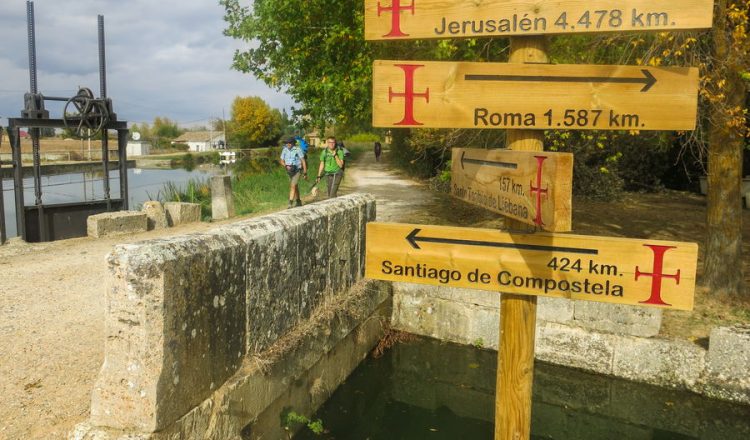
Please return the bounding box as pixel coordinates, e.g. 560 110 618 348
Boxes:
372 60 700 130
365 0 714 40
498 36 546 440
451 148 573 231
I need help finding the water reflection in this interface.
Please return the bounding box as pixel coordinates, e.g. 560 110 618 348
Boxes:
295 337 750 440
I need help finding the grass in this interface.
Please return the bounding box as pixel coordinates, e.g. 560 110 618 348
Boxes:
232 149 321 214
230 142 368 215
148 179 213 220
152 140 366 219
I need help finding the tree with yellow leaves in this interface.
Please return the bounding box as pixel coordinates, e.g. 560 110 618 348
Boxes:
229 96 283 148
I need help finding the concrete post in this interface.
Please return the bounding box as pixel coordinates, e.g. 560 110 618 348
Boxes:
211 175 235 220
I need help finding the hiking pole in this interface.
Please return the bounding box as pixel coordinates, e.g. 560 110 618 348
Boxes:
309 178 321 198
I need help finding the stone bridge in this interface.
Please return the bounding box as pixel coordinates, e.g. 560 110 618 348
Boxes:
73 194 389 439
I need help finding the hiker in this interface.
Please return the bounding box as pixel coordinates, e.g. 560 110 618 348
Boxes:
279 137 307 208
317 136 346 198
295 135 309 159
374 141 382 162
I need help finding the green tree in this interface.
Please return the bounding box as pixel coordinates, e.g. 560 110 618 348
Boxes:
221 0 501 131
221 0 372 130
152 117 183 139
229 96 282 148
129 122 152 139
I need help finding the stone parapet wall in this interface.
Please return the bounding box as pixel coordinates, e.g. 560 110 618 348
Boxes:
75 194 376 438
392 282 750 405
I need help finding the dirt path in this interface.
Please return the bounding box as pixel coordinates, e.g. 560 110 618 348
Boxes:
340 151 443 223
0 220 226 439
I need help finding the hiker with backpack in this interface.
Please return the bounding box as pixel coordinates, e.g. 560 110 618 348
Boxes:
280 137 307 208
295 135 309 159
316 136 346 198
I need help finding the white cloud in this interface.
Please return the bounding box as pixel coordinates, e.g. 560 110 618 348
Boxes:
0 0 295 127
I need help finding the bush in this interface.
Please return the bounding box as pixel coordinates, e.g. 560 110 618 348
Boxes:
390 127 689 199
346 132 380 142
149 179 211 220
546 130 679 200
172 143 190 151
182 153 195 171
390 128 505 179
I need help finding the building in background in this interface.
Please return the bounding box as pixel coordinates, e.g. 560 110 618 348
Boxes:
172 131 226 152
126 140 151 157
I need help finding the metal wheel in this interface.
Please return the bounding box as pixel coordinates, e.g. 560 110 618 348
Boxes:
63 87 108 139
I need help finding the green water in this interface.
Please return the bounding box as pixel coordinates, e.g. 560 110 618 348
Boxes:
294 337 750 440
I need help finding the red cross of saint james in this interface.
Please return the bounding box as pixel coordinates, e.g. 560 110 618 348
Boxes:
389 64 430 126
377 0 415 37
636 245 681 306
529 156 549 227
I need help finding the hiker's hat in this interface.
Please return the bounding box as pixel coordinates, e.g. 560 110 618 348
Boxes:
285 137 295 144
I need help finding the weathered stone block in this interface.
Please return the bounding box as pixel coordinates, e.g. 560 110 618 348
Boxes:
211 175 235 220
612 336 704 388
89 231 247 432
537 297 574 325
87 211 147 238
236 217 306 354
142 201 168 230
394 282 500 309
700 325 750 403
325 195 365 295
220 193 375 355
164 202 201 226
706 325 750 381
391 286 500 349
535 322 615 375
573 301 662 337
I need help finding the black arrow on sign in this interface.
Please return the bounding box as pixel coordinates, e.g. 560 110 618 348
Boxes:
460 151 518 170
405 228 599 255
465 69 657 92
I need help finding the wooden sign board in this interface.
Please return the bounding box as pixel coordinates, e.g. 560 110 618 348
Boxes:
451 148 573 232
365 222 698 310
372 60 699 130
365 0 714 40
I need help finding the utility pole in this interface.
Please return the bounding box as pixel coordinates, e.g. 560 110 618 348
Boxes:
222 108 227 149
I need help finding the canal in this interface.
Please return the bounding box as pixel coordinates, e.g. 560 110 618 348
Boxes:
1 164 226 239
294 337 750 440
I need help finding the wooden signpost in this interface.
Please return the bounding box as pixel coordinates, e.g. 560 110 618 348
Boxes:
372 60 699 130
365 222 698 310
451 148 573 232
365 0 714 40
365 1 711 438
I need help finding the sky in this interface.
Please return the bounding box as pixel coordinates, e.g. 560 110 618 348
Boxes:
0 0 295 129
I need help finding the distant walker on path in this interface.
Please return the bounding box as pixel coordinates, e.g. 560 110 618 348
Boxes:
374 141 382 162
